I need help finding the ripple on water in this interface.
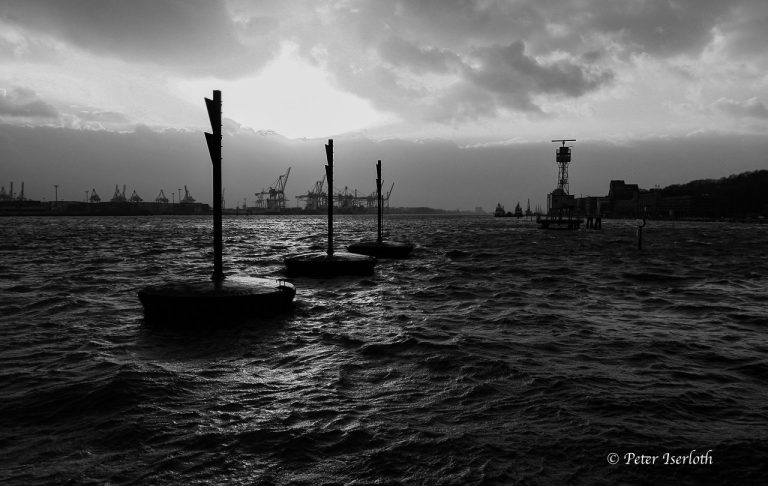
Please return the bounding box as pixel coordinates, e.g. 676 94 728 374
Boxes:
1 216 767 484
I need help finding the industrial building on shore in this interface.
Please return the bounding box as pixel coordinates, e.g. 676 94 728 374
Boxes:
575 170 768 220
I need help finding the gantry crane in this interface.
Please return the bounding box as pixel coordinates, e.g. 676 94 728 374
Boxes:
181 185 196 203
255 167 291 210
295 174 327 210
111 184 127 203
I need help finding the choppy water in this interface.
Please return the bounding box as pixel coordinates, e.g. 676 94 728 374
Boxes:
1 215 767 485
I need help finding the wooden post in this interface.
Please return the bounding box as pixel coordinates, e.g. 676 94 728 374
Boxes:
325 139 334 256
205 90 224 281
377 160 382 243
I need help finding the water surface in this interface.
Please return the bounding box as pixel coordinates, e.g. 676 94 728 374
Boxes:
1 215 767 484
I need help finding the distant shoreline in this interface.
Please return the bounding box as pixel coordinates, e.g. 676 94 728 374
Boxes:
1 202 765 223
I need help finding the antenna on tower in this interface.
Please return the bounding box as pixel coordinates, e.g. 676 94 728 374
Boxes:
551 139 576 195
539 139 582 230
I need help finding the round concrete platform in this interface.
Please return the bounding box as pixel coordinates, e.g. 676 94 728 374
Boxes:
138 276 295 324
347 240 414 259
284 251 376 277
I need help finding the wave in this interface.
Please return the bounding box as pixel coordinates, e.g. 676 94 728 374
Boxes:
1 216 767 484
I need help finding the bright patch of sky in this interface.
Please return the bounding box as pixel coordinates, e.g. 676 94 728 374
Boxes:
174 44 395 138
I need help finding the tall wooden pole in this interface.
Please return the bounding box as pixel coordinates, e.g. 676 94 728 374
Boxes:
205 90 224 281
377 160 382 243
325 139 334 256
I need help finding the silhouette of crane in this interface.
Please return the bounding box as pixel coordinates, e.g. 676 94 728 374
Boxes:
111 184 127 203
181 185 196 203
255 167 291 210
384 182 395 208
295 173 327 210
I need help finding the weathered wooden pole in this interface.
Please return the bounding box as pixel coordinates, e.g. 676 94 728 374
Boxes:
205 90 224 281
377 160 383 243
325 139 334 256
637 217 646 251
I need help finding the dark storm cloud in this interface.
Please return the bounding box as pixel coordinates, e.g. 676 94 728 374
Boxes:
0 87 58 118
361 0 753 58
465 41 613 101
5 0 767 130
1 0 268 75
387 0 544 50
298 0 747 123
584 0 729 57
716 2 768 60
345 38 613 121
378 37 460 74
713 98 768 120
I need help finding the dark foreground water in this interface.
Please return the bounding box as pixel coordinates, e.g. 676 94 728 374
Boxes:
1 215 767 485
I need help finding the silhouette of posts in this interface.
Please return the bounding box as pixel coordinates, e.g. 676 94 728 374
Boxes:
205 90 224 282
138 88 295 324
325 139 334 256
284 139 376 276
377 160 383 243
346 159 413 259
637 217 646 250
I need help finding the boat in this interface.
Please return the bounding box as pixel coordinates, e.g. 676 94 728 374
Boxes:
348 160 414 259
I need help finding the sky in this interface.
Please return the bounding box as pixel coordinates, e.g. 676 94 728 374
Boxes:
1 0 767 210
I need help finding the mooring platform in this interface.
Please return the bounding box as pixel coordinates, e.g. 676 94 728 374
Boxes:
347 240 414 259
284 251 376 277
138 276 295 324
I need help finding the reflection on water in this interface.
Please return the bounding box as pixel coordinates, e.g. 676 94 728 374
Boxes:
1 215 767 484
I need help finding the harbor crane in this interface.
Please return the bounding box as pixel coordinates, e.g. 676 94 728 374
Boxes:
384 182 394 208
180 186 196 203
295 174 327 210
255 167 291 210
111 184 127 203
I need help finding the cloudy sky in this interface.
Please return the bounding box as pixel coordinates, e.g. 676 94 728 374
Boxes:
1 0 767 209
